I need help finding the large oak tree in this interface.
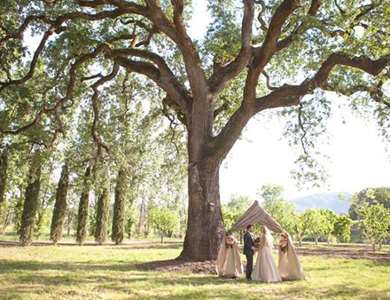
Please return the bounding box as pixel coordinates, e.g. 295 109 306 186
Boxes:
0 0 389 260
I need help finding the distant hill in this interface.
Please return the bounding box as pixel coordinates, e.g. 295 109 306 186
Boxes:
290 192 352 214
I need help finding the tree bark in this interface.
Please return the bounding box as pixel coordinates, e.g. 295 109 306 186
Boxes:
19 151 42 246
137 197 147 236
178 158 224 261
95 183 110 244
50 163 69 244
0 147 8 209
111 168 126 244
76 166 91 245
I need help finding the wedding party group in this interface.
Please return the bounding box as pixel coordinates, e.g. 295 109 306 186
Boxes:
216 224 305 282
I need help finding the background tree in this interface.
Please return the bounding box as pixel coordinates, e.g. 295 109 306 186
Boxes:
349 187 390 220
333 215 352 243
76 166 92 245
319 209 337 243
222 194 251 230
359 204 390 251
259 184 297 234
149 207 179 243
125 211 136 239
111 168 126 244
94 174 110 244
302 209 332 245
50 163 69 244
0 147 8 212
291 212 306 246
19 149 43 246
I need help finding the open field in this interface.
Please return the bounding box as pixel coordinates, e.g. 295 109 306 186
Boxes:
0 240 389 300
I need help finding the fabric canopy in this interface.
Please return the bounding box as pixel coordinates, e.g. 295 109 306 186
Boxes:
230 200 283 233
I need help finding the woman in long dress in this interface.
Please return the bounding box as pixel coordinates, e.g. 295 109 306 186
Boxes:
278 232 305 280
216 233 243 278
252 226 281 283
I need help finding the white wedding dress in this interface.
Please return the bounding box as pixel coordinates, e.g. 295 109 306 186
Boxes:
252 228 282 283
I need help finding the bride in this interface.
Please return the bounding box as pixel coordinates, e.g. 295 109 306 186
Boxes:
252 226 281 283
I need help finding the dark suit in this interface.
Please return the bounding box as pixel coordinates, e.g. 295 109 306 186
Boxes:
243 231 255 280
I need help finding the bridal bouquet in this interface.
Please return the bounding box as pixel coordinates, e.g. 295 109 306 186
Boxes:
279 234 288 253
253 237 261 248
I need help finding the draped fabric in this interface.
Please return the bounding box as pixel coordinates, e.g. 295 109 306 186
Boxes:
216 236 243 277
278 233 305 280
230 201 283 233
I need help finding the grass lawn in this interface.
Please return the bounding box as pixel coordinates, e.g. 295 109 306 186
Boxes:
0 241 389 300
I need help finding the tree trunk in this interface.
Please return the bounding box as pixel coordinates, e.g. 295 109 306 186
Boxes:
95 184 110 244
19 151 42 246
50 164 69 244
0 148 8 214
1 209 12 234
76 166 91 245
137 198 147 236
314 236 319 245
14 192 24 235
111 168 126 245
178 159 224 261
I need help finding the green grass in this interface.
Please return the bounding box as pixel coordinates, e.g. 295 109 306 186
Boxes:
0 242 389 300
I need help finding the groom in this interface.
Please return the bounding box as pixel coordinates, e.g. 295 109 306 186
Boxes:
243 224 255 280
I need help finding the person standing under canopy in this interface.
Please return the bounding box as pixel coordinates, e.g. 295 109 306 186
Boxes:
252 226 282 283
278 232 305 281
216 232 243 278
243 224 256 280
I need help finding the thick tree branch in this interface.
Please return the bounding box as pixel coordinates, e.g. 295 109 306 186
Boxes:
0 15 48 47
90 63 120 159
0 28 55 92
211 52 390 161
256 53 390 111
276 0 322 51
108 47 190 117
208 0 255 97
262 71 279 90
0 8 128 92
244 0 301 104
1 45 107 135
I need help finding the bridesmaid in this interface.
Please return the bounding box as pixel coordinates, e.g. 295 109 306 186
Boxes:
216 232 243 278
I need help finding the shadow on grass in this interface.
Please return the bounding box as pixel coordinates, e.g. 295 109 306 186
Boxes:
0 259 141 273
1 258 389 300
109 242 182 250
0 240 183 250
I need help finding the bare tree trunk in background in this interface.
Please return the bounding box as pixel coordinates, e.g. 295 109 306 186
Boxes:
0 147 9 216
76 166 91 245
137 198 147 236
1 209 12 234
94 183 110 244
19 151 42 246
50 164 69 244
111 168 126 244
